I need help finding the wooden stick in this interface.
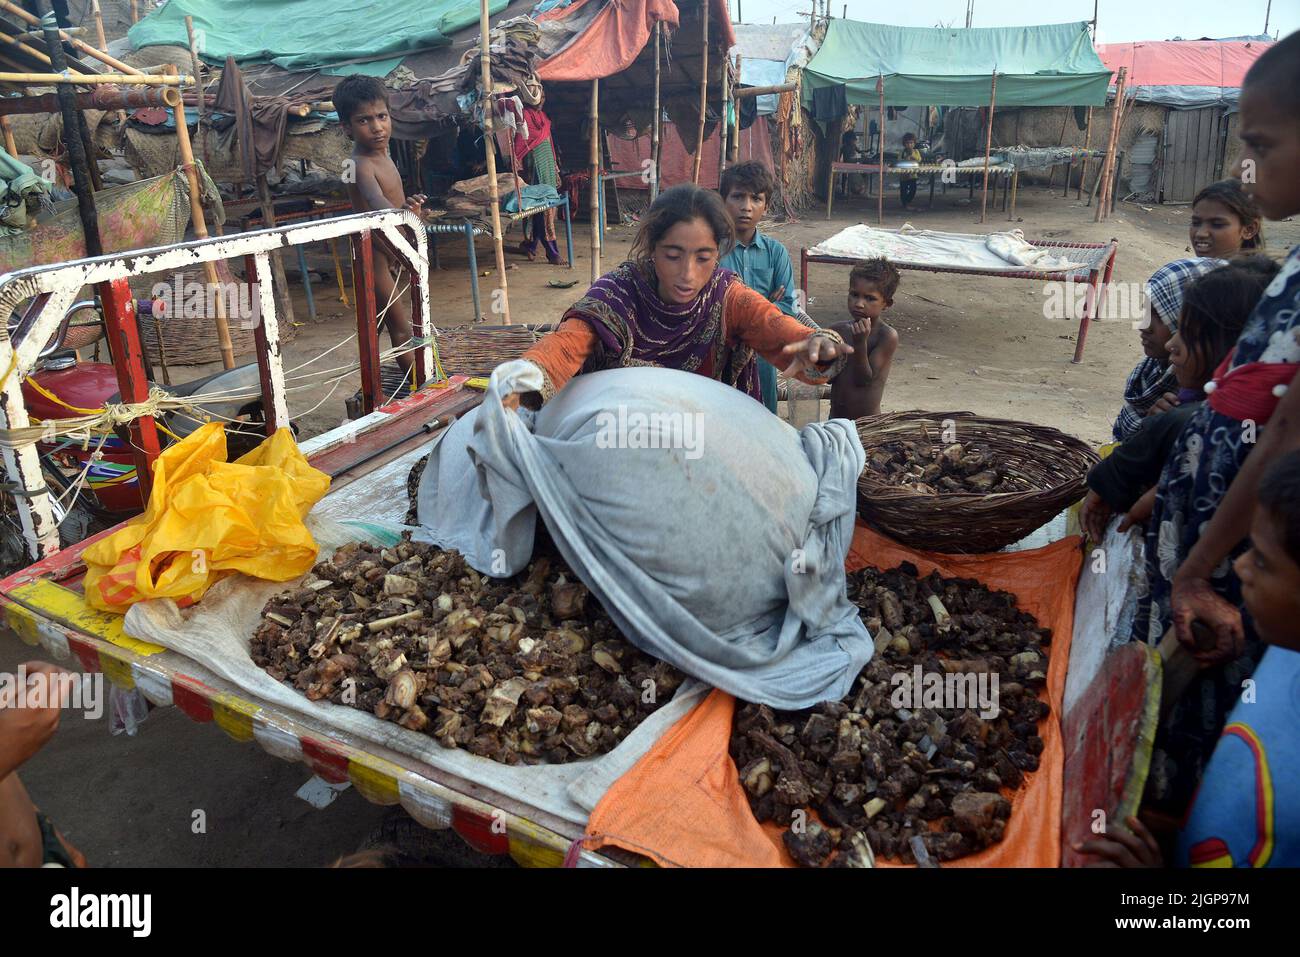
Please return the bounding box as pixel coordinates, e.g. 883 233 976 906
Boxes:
877 74 885 224
90 1 107 52
732 82 799 99
651 22 661 202
728 54 740 164
1095 67 1126 223
589 78 600 283
692 1 708 184
979 71 997 224
1077 106 1093 199
164 66 235 368
0 70 190 85
255 174 299 332
0 114 15 156
478 0 510 324
0 0 142 76
184 16 208 167
719 50 729 173
131 0 138 25
0 30 89 76
1107 89 1135 217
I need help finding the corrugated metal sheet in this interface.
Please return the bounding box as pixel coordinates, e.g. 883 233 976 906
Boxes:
1127 133 1159 200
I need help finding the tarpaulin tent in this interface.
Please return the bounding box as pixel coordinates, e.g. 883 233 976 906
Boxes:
1096 40 1271 109
127 0 511 72
731 22 815 117
802 20 1110 108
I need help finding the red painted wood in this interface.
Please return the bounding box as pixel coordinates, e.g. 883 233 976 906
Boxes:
97 277 160 504
300 737 350 784
171 676 215 723
350 230 382 415
67 634 100 675
244 254 280 434
452 805 511 856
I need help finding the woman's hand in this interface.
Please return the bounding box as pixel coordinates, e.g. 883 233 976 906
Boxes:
1148 392 1180 416
1171 572 1245 665
781 334 853 373
1075 815 1164 868
0 662 74 778
1080 490 1113 543
1117 487 1157 533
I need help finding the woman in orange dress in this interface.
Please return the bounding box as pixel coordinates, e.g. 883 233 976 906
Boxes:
501 184 851 409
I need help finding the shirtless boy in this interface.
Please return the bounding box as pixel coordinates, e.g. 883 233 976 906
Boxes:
336 75 425 373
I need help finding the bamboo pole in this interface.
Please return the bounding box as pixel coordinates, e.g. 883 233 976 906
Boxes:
651 22 661 202
979 71 997 224
877 74 885 225
0 114 15 155
1077 106 1093 199
589 78 600 283
90 0 107 51
732 82 799 99
478 0 511 324
719 51 729 173
0 70 190 85
728 54 740 164
184 15 208 167
0 29 90 76
1094 67 1126 223
131 1 138 25
692 1 708 184
0 0 143 76
163 65 235 368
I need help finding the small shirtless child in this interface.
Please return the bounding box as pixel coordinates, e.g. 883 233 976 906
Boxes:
336 74 425 372
829 258 900 419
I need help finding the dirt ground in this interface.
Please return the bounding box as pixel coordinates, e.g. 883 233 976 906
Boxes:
4 185 1296 868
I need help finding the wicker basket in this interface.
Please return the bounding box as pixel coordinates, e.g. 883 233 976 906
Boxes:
132 263 297 367
434 324 548 378
855 411 1098 554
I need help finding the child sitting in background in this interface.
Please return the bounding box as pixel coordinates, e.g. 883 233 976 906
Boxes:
1112 258 1223 441
897 132 922 210
719 160 800 413
828 258 900 419
1078 449 1300 868
1082 257 1280 541
1189 179 1263 259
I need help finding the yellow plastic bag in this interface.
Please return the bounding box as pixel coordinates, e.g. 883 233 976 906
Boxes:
83 422 331 613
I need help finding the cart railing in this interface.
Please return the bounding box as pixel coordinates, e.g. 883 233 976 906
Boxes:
0 208 434 565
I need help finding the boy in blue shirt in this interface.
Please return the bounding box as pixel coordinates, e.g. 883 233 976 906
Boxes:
1078 450 1300 868
719 161 799 412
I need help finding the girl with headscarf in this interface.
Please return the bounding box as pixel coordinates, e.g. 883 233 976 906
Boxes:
502 184 850 409
1112 258 1225 441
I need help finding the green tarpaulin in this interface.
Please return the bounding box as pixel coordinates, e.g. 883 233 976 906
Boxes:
128 0 509 72
803 20 1111 109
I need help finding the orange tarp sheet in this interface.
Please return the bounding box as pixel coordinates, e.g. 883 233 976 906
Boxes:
585 522 1084 867
537 0 735 82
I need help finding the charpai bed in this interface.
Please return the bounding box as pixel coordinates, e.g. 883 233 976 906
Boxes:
800 224 1118 362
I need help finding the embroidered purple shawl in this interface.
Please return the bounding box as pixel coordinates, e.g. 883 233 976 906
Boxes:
562 260 763 401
